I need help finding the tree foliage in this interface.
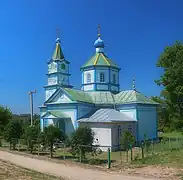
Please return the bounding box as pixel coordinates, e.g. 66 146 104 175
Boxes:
44 125 65 158
151 96 170 131
155 41 183 130
120 131 135 150
24 126 39 153
0 106 12 134
3 121 22 150
70 126 94 159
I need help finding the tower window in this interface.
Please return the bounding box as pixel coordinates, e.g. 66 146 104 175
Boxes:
86 73 91 83
112 74 116 84
100 72 105 82
61 63 65 69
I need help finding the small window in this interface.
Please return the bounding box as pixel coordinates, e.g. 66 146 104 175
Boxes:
86 73 91 83
61 63 65 69
128 124 132 133
100 72 105 82
112 74 116 84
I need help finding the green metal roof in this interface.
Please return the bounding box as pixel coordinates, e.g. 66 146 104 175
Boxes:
46 88 158 105
41 111 70 118
63 88 93 103
81 53 119 69
115 90 158 105
52 41 64 60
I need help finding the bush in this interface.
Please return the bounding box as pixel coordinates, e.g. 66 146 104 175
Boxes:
71 126 94 160
89 158 103 165
3 121 22 150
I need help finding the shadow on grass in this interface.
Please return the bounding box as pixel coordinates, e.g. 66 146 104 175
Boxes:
78 158 116 165
53 155 76 160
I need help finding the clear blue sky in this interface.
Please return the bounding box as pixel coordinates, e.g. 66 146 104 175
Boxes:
0 0 183 114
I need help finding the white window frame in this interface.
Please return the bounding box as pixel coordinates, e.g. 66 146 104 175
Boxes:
86 73 91 83
100 72 105 82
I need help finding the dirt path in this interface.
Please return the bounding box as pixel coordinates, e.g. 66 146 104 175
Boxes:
0 151 159 180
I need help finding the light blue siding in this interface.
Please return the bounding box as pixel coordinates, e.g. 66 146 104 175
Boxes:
137 105 157 141
77 105 95 119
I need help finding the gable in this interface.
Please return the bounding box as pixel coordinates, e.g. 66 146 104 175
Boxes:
45 88 75 104
42 112 57 119
55 93 73 103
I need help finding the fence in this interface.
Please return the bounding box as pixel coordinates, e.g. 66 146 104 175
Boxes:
1 137 183 168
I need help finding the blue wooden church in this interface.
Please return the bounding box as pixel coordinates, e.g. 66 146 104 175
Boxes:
39 27 158 151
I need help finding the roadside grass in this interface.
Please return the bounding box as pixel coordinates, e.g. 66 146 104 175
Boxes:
132 148 183 168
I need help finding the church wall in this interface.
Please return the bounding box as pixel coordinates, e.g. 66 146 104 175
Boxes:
80 122 112 152
77 105 95 119
111 122 137 151
48 74 58 85
52 93 72 103
137 105 157 141
45 88 57 101
110 69 119 84
96 84 109 90
83 70 95 84
119 108 137 120
83 84 95 91
110 85 119 92
48 62 57 74
58 74 69 85
45 105 77 135
96 69 109 83
57 61 69 74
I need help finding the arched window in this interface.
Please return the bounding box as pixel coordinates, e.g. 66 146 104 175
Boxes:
86 73 91 83
61 63 65 70
100 72 105 82
112 74 116 84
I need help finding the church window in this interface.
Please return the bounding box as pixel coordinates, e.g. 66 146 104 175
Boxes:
100 72 105 82
128 124 132 133
61 63 66 69
86 73 91 83
112 74 116 84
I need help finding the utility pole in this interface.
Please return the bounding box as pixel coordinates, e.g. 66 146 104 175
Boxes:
28 90 36 126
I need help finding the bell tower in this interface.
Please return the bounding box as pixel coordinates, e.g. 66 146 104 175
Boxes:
44 37 72 101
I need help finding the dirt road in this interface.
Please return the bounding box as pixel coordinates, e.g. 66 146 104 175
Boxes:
0 151 158 180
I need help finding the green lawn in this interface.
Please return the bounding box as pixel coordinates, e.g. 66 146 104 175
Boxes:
159 131 183 138
132 148 183 168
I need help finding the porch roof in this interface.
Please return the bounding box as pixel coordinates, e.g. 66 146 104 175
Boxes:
41 111 70 119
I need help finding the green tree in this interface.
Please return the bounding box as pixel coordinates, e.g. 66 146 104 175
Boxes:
151 96 171 132
44 125 65 158
71 126 94 160
0 106 12 135
24 126 39 153
155 41 183 130
120 131 135 162
3 121 22 150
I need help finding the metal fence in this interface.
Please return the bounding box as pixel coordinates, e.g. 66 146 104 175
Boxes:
1 137 183 167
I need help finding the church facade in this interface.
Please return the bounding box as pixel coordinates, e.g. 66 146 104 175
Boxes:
39 28 158 151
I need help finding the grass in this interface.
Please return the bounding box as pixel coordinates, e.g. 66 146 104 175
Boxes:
132 148 183 168
159 131 183 138
0 159 63 180
1 131 183 168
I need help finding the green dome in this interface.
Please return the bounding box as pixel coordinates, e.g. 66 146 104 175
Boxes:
81 53 120 69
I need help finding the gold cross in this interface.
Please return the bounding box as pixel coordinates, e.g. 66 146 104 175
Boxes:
98 24 101 37
56 27 60 38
